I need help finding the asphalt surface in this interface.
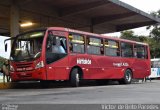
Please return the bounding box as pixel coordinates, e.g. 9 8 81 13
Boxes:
0 80 159 104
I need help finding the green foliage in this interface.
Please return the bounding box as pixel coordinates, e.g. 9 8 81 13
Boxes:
120 30 136 40
144 38 160 58
147 10 160 41
120 30 147 42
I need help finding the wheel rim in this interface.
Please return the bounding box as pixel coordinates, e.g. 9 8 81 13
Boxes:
76 73 80 83
126 71 131 82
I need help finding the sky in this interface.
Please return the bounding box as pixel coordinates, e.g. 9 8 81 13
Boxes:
106 0 160 37
0 36 11 59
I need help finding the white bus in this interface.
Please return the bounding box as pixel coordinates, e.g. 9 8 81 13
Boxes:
149 58 160 79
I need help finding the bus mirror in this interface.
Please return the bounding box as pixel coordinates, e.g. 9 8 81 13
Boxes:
5 43 8 52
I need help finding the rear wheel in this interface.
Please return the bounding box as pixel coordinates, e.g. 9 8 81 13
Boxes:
70 68 80 87
119 69 132 84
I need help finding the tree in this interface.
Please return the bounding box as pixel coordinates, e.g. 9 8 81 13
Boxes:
144 38 160 58
146 10 160 58
120 30 147 42
120 30 138 41
147 10 160 41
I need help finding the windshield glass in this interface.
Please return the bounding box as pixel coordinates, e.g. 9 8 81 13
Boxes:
11 31 45 61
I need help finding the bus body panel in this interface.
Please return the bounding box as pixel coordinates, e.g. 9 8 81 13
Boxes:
68 53 91 79
44 30 69 80
46 56 69 80
68 54 150 80
132 59 150 78
87 55 123 79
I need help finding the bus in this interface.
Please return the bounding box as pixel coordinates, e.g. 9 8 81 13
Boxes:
5 27 151 87
149 58 160 79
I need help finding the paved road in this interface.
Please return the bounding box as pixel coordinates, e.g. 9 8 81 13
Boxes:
0 80 159 105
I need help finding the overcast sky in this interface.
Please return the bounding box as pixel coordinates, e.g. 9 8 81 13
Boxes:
106 0 160 37
121 0 160 13
0 36 11 59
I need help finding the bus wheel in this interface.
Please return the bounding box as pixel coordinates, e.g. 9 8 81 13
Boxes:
119 69 132 84
70 68 80 87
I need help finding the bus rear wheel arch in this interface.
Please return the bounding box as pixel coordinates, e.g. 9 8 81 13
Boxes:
119 69 132 84
70 67 83 87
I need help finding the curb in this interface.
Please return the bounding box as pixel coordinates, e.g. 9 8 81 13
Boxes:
0 82 41 89
0 82 12 89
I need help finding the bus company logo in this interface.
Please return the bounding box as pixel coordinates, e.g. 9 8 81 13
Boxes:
77 58 91 65
113 62 129 67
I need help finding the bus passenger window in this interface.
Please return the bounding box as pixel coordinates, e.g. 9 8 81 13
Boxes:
105 40 120 57
134 45 148 59
87 37 103 55
69 33 85 53
121 42 133 58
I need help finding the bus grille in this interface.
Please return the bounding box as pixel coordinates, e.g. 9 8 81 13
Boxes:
16 63 34 71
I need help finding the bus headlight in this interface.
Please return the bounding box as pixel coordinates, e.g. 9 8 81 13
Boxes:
35 61 44 69
10 65 15 72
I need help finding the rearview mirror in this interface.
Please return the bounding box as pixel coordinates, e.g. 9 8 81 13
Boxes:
5 43 8 52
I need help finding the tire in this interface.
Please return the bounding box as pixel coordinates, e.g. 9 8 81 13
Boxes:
70 68 80 87
119 69 132 84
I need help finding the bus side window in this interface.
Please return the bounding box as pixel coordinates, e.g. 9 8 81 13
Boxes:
51 37 66 54
69 33 85 53
46 32 53 51
105 39 120 57
121 42 133 58
134 44 147 59
68 35 73 52
60 38 67 51
46 32 67 64
87 37 103 55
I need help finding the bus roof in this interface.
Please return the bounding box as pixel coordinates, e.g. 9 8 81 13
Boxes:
47 27 148 46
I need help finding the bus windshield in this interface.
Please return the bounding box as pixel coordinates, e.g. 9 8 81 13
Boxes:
11 31 45 61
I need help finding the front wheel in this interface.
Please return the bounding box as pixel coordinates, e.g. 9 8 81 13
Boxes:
70 68 80 87
119 69 132 84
